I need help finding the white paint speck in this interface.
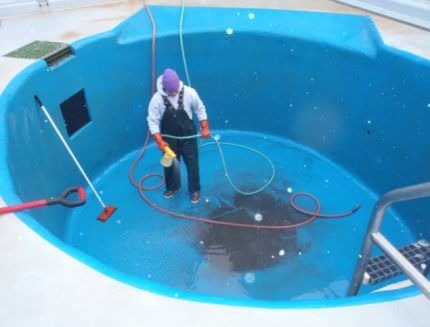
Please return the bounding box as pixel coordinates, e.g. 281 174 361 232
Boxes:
254 213 263 222
226 28 234 35
205 198 210 203
325 179 329 183
99 190 104 195
116 219 122 225
214 134 221 141
287 187 293 194
271 255 275 259
298 251 302 256
367 120 372 124
279 249 285 256
248 13 255 20
200 240 204 245
244 272 255 284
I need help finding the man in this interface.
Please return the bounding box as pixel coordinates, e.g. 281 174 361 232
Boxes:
147 68 211 203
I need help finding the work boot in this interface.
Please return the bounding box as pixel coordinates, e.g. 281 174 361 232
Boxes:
163 188 180 199
190 191 200 204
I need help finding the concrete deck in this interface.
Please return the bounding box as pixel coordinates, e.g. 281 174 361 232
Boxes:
1 198 429 326
1 1 430 326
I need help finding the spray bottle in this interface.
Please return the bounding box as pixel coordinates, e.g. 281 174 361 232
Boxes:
161 146 177 167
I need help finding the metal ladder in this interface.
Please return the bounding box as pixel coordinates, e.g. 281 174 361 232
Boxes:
348 182 430 299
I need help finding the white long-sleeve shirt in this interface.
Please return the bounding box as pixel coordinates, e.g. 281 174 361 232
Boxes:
147 76 208 134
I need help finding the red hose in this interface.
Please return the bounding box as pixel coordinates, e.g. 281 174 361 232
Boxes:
130 2 360 230
143 0 156 96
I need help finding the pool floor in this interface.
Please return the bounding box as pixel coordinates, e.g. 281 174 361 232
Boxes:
64 131 413 300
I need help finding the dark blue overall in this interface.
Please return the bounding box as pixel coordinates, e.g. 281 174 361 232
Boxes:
160 87 201 193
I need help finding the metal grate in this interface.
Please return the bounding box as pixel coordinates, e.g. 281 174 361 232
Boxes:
364 239 430 285
44 45 73 66
4 40 73 66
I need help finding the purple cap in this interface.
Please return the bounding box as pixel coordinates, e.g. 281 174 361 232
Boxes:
162 68 180 93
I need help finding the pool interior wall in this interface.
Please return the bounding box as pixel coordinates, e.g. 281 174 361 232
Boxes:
1 6 430 304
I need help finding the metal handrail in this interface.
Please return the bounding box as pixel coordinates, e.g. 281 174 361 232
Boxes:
348 182 430 298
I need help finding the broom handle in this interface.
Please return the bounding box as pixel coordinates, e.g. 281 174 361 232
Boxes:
34 96 106 209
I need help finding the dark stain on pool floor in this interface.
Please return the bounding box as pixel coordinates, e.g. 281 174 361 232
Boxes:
197 190 312 272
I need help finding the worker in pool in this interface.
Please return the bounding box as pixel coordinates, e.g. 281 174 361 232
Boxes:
147 68 211 204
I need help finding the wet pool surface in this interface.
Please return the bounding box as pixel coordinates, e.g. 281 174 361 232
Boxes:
65 131 413 300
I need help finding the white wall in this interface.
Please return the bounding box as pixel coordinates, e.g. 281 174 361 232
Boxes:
335 0 430 30
0 0 128 17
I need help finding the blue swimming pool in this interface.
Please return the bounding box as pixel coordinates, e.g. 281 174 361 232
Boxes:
1 6 430 307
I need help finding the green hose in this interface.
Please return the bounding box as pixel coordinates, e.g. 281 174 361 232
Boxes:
177 2 274 195
161 134 275 195
180 0 192 87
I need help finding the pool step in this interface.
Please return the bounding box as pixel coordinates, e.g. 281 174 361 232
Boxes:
363 239 430 285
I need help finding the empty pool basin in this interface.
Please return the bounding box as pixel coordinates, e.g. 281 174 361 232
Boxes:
1 6 430 308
